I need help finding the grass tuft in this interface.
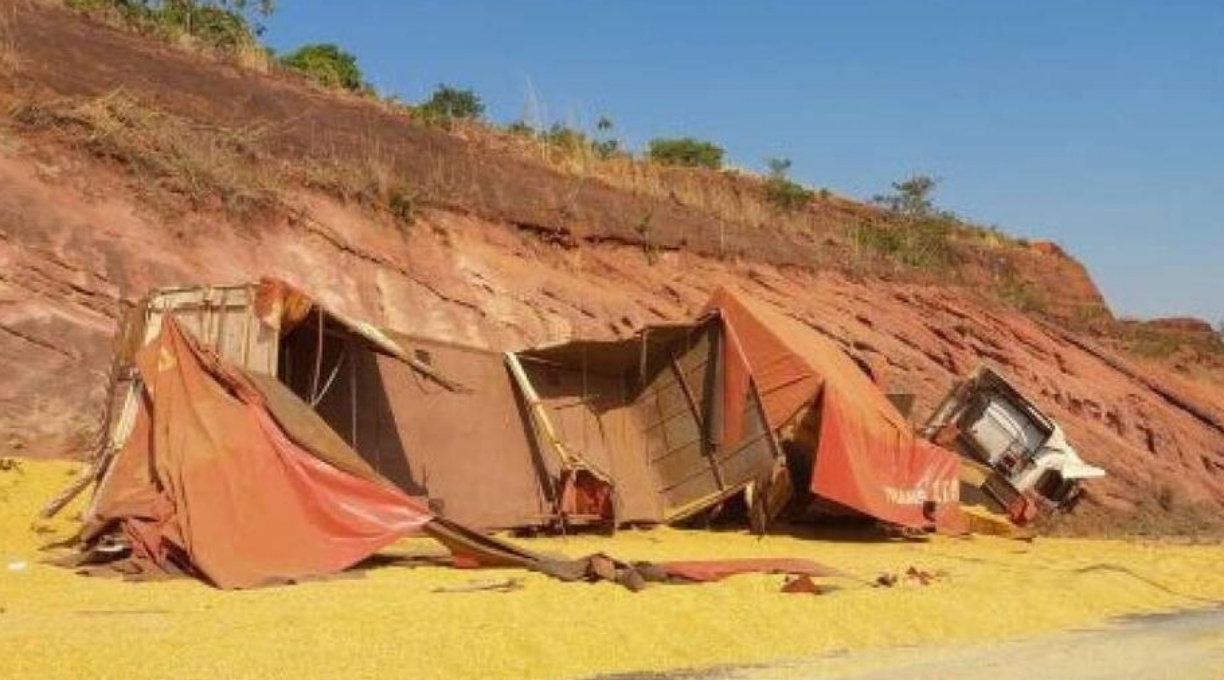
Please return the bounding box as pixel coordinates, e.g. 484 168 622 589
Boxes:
995 271 1048 314
297 142 420 228
61 0 269 73
852 216 960 272
0 5 20 79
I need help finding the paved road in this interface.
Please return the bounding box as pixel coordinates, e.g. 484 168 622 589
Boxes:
596 607 1224 680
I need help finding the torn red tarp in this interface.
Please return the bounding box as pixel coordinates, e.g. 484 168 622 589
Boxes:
706 288 961 529
658 558 842 582
80 315 841 590
87 318 433 588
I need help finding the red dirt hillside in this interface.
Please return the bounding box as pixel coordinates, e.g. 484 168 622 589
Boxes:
1 0 1222 530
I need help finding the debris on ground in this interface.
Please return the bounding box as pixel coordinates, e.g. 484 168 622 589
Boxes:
432 578 524 594
780 575 826 595
963 504 1037 540
875 566 947 588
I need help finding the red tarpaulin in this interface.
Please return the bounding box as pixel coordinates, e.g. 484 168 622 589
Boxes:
659 558 842 582
84 314 839 589
706 288 961 528
88 318 433 588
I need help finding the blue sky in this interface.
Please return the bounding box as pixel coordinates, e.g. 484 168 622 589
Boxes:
264 1 1223 323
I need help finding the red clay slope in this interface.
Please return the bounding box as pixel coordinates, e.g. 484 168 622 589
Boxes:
1 0 1222 526
0 1 1109 320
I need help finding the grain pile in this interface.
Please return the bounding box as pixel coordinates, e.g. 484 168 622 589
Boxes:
2 460 1223 680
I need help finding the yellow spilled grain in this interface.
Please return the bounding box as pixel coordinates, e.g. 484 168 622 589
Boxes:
2 459 1223 680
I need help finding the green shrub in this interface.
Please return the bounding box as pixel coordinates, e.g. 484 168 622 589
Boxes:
1073 304 1109 326
1124 328 1183 359
387 186 416 227
540 123 589 153
995 273 1048 314
534 119 624 160
592 138 620 159
853 217 958 270
418 84 484 122
159 2 251 49
853 221 904 258
871 174 940 217
280 43 366 91
764 177 813 210
506 120 535 138
905 217 958 269
762 157 813 211
64 0 133 10
591 116 622 159
635 211 657 264
647 137 724 169
861 174 961 269
64 0 157 25
65 1 269 52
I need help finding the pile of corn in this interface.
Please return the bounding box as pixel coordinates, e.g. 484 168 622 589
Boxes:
3 459 1223 680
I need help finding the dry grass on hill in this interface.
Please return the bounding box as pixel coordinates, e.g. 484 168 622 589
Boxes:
0 5 20 79
6 91 418 226
5 88 1030 293
12 92 275 214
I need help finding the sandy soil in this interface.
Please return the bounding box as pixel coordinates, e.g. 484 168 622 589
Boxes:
3 460 1224 680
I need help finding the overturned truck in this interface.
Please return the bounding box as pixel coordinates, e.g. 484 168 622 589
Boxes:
52 282 849 589
63 280 965 556
320 285 963 532
923 365 1105 523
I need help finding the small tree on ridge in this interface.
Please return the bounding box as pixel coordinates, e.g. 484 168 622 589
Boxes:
419 84 485 121
648 137 724 170
280 43 366 91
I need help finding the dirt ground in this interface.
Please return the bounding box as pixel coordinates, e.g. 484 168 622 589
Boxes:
4 460 1224 680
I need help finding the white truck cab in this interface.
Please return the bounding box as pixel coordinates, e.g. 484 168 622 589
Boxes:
922 366 1105 521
